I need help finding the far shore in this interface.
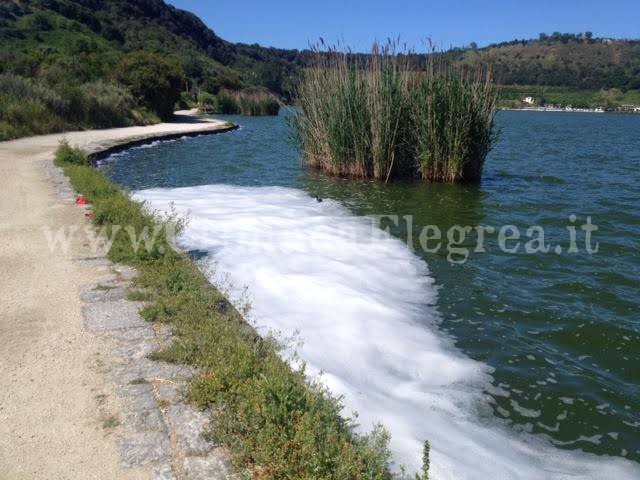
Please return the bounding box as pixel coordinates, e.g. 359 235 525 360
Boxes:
500 106 640 114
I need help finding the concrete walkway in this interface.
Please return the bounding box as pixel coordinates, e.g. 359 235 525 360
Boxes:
0 113 237 480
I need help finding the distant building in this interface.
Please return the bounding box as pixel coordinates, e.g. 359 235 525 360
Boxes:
620 105 640 113
523 96 535 105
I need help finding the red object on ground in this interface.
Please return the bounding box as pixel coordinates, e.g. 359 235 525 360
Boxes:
75 196 87 205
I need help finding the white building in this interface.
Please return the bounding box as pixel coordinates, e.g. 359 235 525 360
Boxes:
523 96 535 105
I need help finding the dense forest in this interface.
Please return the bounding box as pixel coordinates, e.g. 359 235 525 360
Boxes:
1 0 639 139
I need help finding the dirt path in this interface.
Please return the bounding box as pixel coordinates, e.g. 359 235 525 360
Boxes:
0 113 231 480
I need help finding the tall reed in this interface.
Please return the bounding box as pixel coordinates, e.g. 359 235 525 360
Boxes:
204 88 280 116
411 60 497 182
295 42 498 183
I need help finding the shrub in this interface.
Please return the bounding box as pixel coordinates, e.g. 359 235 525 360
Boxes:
54 141 90 166
202 71 244 94
197 91 217 112
0 74 64 139
179 91 197 109
295 42 498 183
0 74 157 140
115 52 184 120
79 80 142 128
4 99 64 137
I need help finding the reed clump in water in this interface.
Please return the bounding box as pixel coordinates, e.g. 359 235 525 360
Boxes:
295 41 498 183
203 88 280 116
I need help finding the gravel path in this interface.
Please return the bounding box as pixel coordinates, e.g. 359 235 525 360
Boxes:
0 113 239 479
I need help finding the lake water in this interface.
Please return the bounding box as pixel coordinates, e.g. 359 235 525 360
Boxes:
101 110 640 479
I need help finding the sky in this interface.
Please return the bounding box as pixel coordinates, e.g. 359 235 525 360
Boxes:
166 0 639 52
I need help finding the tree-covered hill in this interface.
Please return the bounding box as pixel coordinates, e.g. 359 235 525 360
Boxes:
4 1 638 97
0 0 306 139
0 0 300 95
1 0 639 140
454 33 640 90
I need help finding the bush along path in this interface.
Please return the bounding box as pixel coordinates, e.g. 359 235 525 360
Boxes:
53 139 431 479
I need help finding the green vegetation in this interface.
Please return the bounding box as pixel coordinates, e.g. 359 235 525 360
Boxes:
114 52 184 120
2 0 638 140
419 441 430 480
54 141 429 479
454 33 640 91
129 378 148 385
0 0 293 139
413 62 496 182
53 140 90 165
199 88 280 116
0 74 157 141
296 44 497 183
102 415 121 429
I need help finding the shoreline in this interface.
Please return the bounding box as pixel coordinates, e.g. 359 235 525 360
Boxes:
500 106 640 114
2 109 237 160
88 111 238 162
500 106 606 113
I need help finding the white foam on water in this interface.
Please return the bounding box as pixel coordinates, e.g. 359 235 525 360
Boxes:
135 184 639 480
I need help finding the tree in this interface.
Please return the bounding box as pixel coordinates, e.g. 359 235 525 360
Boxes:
115 52 184 120
202 71 244 95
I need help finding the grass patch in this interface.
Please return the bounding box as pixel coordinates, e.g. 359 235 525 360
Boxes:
127 289 154 301
54 143 427 479
55 141 90 166
129 378 148 385
295 42 498 183
102 415 120 429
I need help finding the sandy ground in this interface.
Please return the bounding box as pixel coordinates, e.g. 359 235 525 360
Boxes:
0 112 229 480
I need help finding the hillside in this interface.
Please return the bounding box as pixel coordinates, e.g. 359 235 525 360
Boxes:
458 34 640 90
0 0 299 95
0 0 307 139
3 1 639 94
452 34 640 109
1 0 639 139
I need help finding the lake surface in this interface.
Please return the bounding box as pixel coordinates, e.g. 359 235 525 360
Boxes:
101 110 640 479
